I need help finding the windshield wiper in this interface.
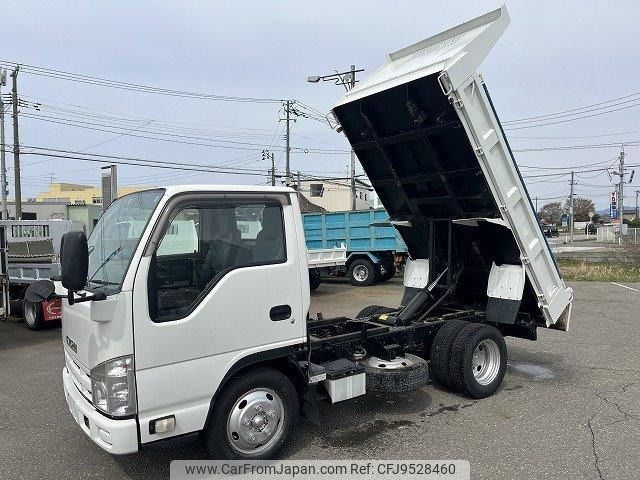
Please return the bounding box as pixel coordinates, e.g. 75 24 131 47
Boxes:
87 279 119 286
87 244 125 285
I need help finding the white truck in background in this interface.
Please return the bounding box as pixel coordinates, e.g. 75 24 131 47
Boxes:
28 6 573 460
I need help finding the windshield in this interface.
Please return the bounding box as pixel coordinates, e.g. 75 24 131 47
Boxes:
87 189 164 294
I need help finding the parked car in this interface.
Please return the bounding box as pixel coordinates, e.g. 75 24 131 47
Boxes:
542 224 559 237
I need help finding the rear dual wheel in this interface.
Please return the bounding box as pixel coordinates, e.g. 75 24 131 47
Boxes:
430 321 506 398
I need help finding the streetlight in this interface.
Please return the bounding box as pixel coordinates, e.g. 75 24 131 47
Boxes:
307 66 364 210
307 67 364 91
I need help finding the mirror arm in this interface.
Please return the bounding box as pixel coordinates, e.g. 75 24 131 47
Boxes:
67 290 107 305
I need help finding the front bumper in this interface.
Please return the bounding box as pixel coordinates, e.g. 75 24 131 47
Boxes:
63 367 138 454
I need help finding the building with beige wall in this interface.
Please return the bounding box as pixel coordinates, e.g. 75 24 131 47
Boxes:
297 177 373 211
35 183 150 205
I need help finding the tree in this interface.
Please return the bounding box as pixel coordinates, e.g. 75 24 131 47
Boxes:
563 197 596 222
539 202 562 225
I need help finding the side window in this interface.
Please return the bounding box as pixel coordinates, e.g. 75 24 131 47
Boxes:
150 201 286 321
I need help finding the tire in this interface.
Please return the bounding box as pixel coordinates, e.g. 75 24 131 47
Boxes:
379 263 396 282
361 354 430 393
308 269 322 292
205 367 299 460
347 259 377 286
355 304 396 319
449 323 507 398
23 300 45 331
429 320 469 388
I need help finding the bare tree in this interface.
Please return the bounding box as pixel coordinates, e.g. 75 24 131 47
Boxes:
539 202 563 225
563 196 595 222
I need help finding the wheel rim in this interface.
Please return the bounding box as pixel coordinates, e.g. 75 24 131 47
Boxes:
227 388 285 455
363 355 416 370
24 302 36 326
353 265 369 282
471 339 501 386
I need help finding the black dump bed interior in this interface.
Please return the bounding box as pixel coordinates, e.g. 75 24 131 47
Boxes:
332 74 543 323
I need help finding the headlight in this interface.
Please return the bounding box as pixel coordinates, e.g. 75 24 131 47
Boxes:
90 355 137 417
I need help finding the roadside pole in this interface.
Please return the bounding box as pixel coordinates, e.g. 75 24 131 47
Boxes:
569 171 574 243
618 148 625 245
285 100 291 186
0 68 8 220
271 152 276 186
349 65 357 211
11 66 21 220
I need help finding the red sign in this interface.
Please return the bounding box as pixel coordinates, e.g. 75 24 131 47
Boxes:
43 298 62 321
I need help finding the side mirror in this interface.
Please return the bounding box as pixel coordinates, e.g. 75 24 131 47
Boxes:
60 231 88 292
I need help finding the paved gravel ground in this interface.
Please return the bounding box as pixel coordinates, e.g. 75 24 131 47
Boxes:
1 279 638 480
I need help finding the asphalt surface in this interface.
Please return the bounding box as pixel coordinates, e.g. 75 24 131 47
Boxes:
1 279 639 480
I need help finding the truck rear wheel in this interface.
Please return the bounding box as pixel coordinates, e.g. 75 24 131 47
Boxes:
379 263 396 282
449 323 507 398
347 259 376 286
23 300 45 331
429 320 469 388
205 367 299 459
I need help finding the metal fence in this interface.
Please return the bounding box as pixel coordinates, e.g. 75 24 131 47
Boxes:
596 226 640 244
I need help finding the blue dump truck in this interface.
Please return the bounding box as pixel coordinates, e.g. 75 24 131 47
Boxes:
303 208 408 287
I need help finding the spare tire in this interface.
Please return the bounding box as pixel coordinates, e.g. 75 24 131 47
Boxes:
355 305 397 319
361 354 430 393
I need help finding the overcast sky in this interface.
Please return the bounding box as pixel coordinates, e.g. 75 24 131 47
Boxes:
3 1 640 209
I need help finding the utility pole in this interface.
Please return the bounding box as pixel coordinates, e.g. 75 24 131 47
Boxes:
618 147 625 245
284 100 292 185
534 196 538 214
569 171 575 242
635 189 639 220
10 66 21 220
296 171 301 204
349 65 357 211
0 68 8 220
271 152 275 186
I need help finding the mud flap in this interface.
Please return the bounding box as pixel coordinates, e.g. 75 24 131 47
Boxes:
486 262 524 324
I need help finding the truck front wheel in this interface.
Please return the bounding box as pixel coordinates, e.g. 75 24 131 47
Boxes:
347 259 376 286
23 300 45 331
449 324 507 398
205 367 299 459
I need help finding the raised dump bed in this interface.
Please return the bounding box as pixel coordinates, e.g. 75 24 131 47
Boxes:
332 5 572 329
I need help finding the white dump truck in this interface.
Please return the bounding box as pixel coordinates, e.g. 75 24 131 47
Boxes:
28 6 572 459
1 219 83 329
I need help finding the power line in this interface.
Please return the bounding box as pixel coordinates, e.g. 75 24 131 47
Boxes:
19 112 350 154
0 61 285 104
504 102 640 130
504 90 640 124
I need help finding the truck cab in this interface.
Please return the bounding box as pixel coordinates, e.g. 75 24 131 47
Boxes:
61 186 310 455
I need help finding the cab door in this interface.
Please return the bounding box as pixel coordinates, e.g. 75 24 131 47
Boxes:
131 192 306 443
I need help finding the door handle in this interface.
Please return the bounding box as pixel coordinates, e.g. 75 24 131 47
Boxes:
270 304 292 321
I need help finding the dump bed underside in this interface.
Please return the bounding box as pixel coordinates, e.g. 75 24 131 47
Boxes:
333 74 499 259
